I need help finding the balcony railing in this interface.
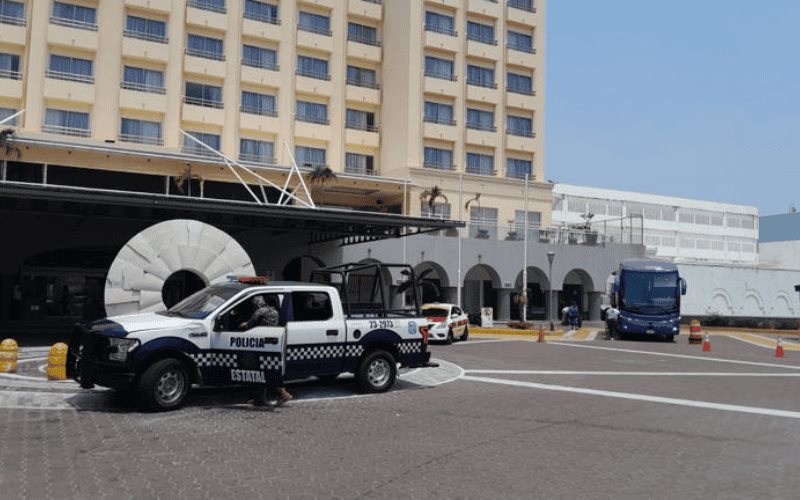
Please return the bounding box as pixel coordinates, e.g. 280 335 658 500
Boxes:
467 34 498 45
43 124 91 137
121 81 166 94
119 134 163 146
362 0 382 4
507 129 535 138
507 86 535 96
0 69 21 80
298 24 332 36
184 96 224 109
124 30 168 44
467 79 498 89
346 122 379 132
423 161 454 171
508 0 536 13
49 16 97 31
243 12 280 25
466 122 497 132
188 0 227 14
45 70 94 84
345 165 377 175
507 42 535 54
424 116 456 126
0 14 25 26
296 115 329 125
185 47 225 61
296 68 330 81
465 166 497 176
182 145 218 157
346 77 379 89
424 70 457 81
347 34 381 47
425 24 457 37
506 169 532 180
450 217 643 245
239 153 276 164
243 59 279 71
240 105 277 117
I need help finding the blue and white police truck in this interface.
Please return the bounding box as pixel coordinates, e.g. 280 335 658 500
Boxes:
68 263 432 411
611 260 687 342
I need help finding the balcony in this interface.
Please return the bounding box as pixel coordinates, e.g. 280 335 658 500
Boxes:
0 14 25 27
188 0 226 14
424 73 459 96
423 121 459 143
184 52 227 78
121 81 166 94
465 165 496 177
182 102 225 125
296 114 330 126
242 16 282 40
0 18 25 45
119 87 168 113
467 38 501 60
42 124 91 137
186 3 227 31
49 16 97 31
124 0 172 13
508 0 536 13
507 46 536 69
47 21 98 51
296 27 332 51
345 83 380 105
344 164 377 176
243 11 280 25
183 96 223 109
122 35 170 63
506 1 537 26
348 0 382 20
44 70 94 84
347 39 381 62
123 30 168 44
296 71 333 96
345 128 379 149
239 112 280 133
424 29 460 53
185 47 225 61
0 69 21 80
119 133 164 146
467 0 501 18
423 161 455 172
295 68 330 81
239 153 276 165
43 76 95 103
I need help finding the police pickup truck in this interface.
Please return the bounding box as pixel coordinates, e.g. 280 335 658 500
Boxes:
68 263 432 411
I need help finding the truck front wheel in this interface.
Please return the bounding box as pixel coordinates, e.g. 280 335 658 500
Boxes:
138 358 190 412
356 350 397 393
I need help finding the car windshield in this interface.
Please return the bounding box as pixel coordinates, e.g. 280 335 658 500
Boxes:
163 285 242 319
422 307 450 317
620 271 678 313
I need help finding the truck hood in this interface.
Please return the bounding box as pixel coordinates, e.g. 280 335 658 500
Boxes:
89 313 199 338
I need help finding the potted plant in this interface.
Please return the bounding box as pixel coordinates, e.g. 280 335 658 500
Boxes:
505 220 518 240
571 212 597 245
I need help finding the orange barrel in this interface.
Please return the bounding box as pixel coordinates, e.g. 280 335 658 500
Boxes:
47 343 69 380
688 320 703 344
0 338 18 373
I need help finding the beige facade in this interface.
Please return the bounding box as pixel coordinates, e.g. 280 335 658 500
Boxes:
0 0 550 224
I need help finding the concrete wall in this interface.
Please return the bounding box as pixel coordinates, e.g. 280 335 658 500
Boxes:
759 241 800 271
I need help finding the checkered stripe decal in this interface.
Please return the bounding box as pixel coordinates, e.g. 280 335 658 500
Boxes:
190 352 238 368
259 355 282 370
287 345 345 361
398 342 422 354
345 345 364 357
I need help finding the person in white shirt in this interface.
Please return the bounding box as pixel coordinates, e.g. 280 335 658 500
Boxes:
605 306 620 340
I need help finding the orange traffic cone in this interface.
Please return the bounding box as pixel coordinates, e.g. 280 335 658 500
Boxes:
702 333 711 352
538 327 545 343
775 337 784 358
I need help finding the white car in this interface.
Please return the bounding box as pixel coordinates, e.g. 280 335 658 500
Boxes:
421 303 469 344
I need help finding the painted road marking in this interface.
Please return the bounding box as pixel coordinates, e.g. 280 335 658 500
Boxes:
725 333 800 351
547 342 800 370
461 375 800 420
449 339 517 346
464 370 800 377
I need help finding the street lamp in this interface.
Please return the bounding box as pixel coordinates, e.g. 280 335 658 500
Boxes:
547 250 555 331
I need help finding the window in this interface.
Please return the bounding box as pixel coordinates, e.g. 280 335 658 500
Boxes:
44 109 90 137
345 109 376 131
47 54 93 83
507 158 532 179
424 56 455 81
424 147 453 170
0 53 20 80
241 91 276 116
466 108 495 131
508 72 534 95
421 202 451 220
509 0 535 13
291 292 333 322
183 131 221 156
240 139 274 164
467 21 495 45
424 101 454 125
295 146 326 167
296 100 328 124
346 65 378 89
424 11 456 36
507 115 533 137
345 153 375 175
185 82 223 108
244 0 278 24
186 34 225 61
467 64 496 88
0 107 18 126
348 22 379 46
125 15 167 43
297 55 329 80
470 206 498 239
515 210 542 237
51 2 96 29
188 0 226 14
122 66 165 93
466 152 494 176
298 11 331 36
243 45 277 70
0 1 25 26
120 118 162 145
507 30 533 53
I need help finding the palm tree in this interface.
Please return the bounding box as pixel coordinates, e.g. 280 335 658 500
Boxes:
419 185 448 216
0 128 21 159
308 165 337 185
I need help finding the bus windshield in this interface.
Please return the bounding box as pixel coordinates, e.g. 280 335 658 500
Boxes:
620 271 679 314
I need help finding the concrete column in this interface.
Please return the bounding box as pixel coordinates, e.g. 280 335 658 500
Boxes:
497 289 512 321
588 292 602 320
546 289 561 323
163 2 188 149
93 1 125 141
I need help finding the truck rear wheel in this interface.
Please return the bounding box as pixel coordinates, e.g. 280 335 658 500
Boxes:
356 350 397 393
138 358 190 412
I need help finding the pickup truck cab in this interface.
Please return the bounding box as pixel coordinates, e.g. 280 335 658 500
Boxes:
68 264 431 411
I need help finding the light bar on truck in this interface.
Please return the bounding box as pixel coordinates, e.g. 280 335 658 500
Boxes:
226 276 270 285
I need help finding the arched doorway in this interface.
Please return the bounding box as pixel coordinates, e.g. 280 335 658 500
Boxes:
414 261 450 304
512 267 549 320
464 264 501 319
562 269 596 320
282 255 325 282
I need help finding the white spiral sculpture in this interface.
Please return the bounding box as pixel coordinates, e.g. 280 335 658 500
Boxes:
104 220 255 316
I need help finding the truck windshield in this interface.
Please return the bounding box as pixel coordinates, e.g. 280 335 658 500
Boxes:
422 307 449 317
620 271 678 314
164 285 242 319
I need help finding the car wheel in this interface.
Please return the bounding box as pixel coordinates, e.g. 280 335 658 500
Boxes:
356 350 397 393
138 358 190 412
460 325 469 341
445 329 454 345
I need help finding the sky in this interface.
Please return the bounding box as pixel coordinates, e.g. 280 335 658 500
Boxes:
546 0 800 215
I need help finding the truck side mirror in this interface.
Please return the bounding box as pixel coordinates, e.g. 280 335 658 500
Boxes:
680 278 687 296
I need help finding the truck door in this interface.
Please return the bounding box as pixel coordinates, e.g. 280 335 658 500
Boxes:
204 292 285 387
285 290 345 378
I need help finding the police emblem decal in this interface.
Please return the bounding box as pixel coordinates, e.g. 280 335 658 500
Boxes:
408 321 416 334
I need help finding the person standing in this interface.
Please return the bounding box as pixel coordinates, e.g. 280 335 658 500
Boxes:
605 305 619 340
567 302 580 331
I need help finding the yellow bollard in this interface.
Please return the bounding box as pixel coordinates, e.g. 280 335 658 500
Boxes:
0 338 18 373
47 342 69 381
